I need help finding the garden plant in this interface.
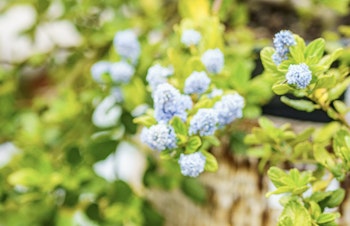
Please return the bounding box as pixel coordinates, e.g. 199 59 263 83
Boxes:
1 0 350 225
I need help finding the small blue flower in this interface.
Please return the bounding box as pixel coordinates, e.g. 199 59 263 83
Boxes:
114 29 141 64
146 64 174 90
154 83 188 122
214 94 244 127
91 61 111 83
272 52 288 66
189 108 218 136
178 152 206 177
272 30 296 65
285 63 312 89
201 48 224 74
180 94 193 111
181 29 202 47
141 123 177 151
109 61 135 84
184 71 210 95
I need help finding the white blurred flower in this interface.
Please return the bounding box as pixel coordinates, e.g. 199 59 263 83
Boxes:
92 95 122 128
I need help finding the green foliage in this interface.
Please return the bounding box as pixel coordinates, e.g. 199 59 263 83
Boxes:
245 117 313 171
1 0 350 225
255 28 350 225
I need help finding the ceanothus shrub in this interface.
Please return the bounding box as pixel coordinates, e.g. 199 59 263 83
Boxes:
133 25 245 177
248 29 350 225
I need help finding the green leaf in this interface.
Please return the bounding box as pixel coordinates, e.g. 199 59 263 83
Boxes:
244 134 259 144
85 203 102 222
278 200 312 226
8 168 43 187
87 139 119 162
181 178 207 204
293 141 312 158
289 45 305 63
266 186 292 197
133 115 157 127
291 127 314 145
170 116 188 136
328 77 350 101
110 180 133 203
304 38 325 62
268 167 288 188
313 144 335 169
309 201 321 219
317 213 339 224
192 98 213 112
324 189 345 208
272 83 291 95
65 146 82 165
281 96 317 112
202 151 218 172
333 100 348 114
260 47 277 72
203 136 220 146
319 48 343 70
186 136 202 153
313 122 340 142
315 75 336 89
258 117 275 131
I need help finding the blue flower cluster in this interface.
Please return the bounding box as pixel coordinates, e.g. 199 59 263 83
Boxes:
109 61 135 84
153 83 192 122
189 108 218 136
90 61 111 83
139 40 245 177
201 48 224 74
146 64 174 90
184 71 210 95
178 152 206 177
141 123 177 151
272 30 296 65
113 29 141 64
141 77 245 177
285 63 312 89
181 29 202 47
214 94 244 127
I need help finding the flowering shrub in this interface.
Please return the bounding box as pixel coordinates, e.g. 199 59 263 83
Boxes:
246 30 350 225
2 0 350 225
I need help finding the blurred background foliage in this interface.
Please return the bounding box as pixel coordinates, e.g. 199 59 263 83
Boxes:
0 0 349 225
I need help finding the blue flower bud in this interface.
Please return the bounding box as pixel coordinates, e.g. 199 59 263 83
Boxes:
178 152 206 177
214 94 244 127
184 71 210 95
146 64 174 90
141 123 177 151
272 30 296 65
91 61 110 83
114 29 141 64
181 29 201 47
154 83 188 122
109 61 135 84
189 108 218 136
286 63 312 89
201 48 224 74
